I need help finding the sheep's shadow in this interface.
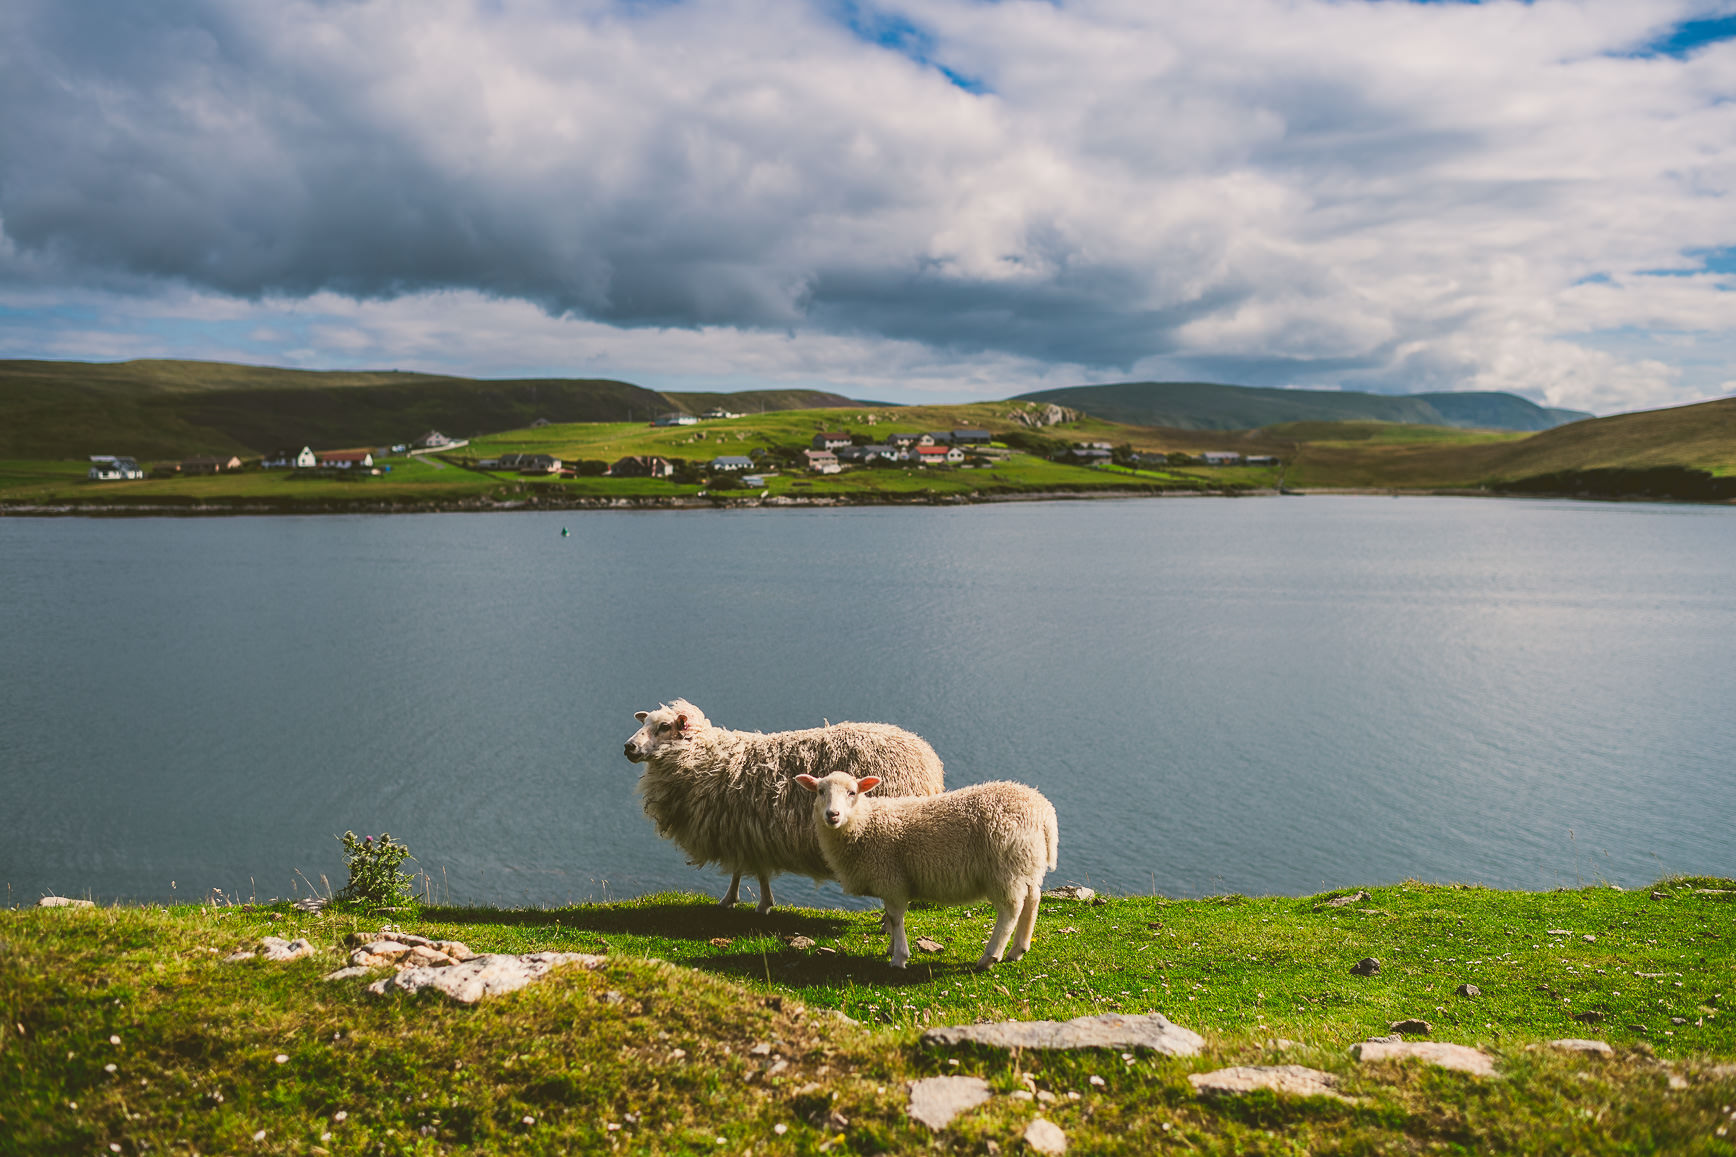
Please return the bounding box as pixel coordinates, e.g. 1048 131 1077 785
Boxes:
426 900 852 942
696 950 989 990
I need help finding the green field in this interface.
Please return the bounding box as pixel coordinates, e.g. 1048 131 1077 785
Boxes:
4 880 1732 1154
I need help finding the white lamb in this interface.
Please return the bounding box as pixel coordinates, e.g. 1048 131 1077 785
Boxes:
793 770 1059 969
622 700 945 913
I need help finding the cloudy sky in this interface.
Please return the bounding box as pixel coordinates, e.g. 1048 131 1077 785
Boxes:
2 0 1733 412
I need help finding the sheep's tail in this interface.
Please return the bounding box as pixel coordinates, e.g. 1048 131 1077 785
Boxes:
1044 799 1059 872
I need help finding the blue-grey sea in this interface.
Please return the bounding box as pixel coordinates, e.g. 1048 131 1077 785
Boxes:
2 496 1732 909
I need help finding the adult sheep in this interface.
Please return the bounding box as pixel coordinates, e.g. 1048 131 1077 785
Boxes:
621 699 945 913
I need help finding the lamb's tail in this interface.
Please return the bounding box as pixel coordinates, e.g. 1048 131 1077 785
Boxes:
1044 800 1059 872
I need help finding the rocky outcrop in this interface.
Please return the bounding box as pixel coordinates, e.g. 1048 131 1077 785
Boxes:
1350 1040 1495 1076
366 952 605 1003
922 1012 1203 1055
1189 1065 1350 1101
906 1076 991 1130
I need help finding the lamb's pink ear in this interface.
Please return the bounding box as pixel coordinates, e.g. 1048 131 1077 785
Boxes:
634 711 648 722
794 774 820 793
675 714 688 732
856 776 882 793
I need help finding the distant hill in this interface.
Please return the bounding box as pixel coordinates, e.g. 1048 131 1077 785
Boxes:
1012 381 1589 432
0 359 857 459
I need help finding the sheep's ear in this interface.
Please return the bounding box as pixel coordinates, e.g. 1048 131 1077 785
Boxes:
856 776 882 794
794 774 820 793
675 713 688 732
634 711 648 722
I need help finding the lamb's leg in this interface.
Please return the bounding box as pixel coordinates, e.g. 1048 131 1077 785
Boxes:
1006 881 1042 962
885 900 911 969
755 874 775 915
719 873 742 909
977 894 1020 969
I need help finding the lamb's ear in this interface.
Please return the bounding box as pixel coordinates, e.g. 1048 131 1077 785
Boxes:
634 711 648 722
675 713 688 732
794 774 820 793
856 776 882 794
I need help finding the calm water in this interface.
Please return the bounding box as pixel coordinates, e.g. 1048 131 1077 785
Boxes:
2 497 1732 910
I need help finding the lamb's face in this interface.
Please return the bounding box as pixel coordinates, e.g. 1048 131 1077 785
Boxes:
623 702 703 763
795 771 880 829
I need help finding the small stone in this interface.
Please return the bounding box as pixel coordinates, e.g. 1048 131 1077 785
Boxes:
709 937 733 948
1670 1017 1688 1025
274 1054 289 1064
1009 1090 1034 1101
1582 934 1596 942
259 937 316 962
600 990 624 1005
915 937 944 953
1321 891 1370 908
37 897 95 909
1036 1090 1057 1105
1189 1065 1349 1101
1365 1034 1403 1044
1389 1019 1432 1035
1573 1011 1606 1024
1351 1040 1495 1077
367 952 605 1003
322 966 374 982
1546 929 1572 937
907 1076 991 1130
1668 1073 1689 1090
1549 1039 1613 1056
816 946 838 956
1042 885 1095 902
750 1042 773 1056
1350 957 1380 976
1456 984 1481 998
786 935 816 950
1651 892 1667 901
1023 1117 1068 1155
1088 1074 1105 1087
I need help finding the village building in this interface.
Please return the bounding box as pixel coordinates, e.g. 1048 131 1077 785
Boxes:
1199 451 1242 466
951 429 992 444
87 456 144 481
802 449 841 474
413 430 455 450
653 412 698 427
318 449 375 469
608 455 676 478
709 455 756 472
180 455 244 474
914 445 965 466
811 431 852 451
262 447 317 469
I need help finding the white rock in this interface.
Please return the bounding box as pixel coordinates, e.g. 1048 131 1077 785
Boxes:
322 966 377 982
1189 1065 1349 1101
1550 1039 1614 1056
259 937 316 962
923 1012 1203 1056
1024 1117 1068 1154
1350 1041 1495 1077
1042 885 1095 902
37 897 95 908
907 1076 991 1131
366 952 605 1003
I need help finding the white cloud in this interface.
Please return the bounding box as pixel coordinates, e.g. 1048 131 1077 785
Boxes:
1 0 1734 413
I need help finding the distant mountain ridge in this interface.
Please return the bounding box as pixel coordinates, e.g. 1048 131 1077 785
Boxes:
1013 381 1591 432
0 359 857 459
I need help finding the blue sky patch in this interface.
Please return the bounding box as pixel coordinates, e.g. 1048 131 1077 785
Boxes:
1636 13 1736 58
827 0 989 92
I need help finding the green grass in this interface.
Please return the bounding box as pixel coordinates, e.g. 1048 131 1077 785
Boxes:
4 879 1733 1154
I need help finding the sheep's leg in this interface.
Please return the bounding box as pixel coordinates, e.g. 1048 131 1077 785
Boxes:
719 873 742 909
755 874 775 915
976 895 1020 969
1005 881 1042 962
885 900 911 969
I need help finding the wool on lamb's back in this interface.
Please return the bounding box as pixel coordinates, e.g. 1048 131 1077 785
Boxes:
637 708 944 881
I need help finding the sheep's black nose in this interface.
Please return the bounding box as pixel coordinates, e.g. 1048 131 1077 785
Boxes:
623 743 636 757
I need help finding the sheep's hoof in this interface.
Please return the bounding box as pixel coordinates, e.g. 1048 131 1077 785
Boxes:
973 958 999 971
756 901 774 915
718 898 738 909
889 957 909 970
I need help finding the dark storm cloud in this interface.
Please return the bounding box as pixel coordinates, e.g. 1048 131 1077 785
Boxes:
2 0 1734 412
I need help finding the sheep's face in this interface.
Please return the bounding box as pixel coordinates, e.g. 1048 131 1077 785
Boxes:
794 771 882 829
623 700 707 763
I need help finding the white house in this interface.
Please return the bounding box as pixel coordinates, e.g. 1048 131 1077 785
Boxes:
710 455 755 472
263 446 317 469
915 445 964 466
319 449 375 469
87 456 144 480
653 412 698 427
1199 451 1242 466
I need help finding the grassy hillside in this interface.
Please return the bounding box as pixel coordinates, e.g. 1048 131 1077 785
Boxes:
1016 381 1584 432
0 360 857 460
3 880 1732 1154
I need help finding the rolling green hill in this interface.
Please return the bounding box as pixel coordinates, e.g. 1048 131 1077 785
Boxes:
0 360 859 459
1014 381 1590 432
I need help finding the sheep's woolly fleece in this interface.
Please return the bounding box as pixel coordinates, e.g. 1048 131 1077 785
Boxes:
629 699 944 882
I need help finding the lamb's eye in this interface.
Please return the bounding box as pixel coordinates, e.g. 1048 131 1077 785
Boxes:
656 723 669 733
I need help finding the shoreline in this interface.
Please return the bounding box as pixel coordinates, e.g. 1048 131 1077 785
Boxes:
4 485 1732 517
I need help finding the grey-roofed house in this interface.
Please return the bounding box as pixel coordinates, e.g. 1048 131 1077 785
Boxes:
710 455 755 471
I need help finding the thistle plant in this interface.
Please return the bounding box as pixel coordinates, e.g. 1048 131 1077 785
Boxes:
336 830 416 910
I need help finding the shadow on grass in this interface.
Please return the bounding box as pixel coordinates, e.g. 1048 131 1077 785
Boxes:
424 896 854 942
